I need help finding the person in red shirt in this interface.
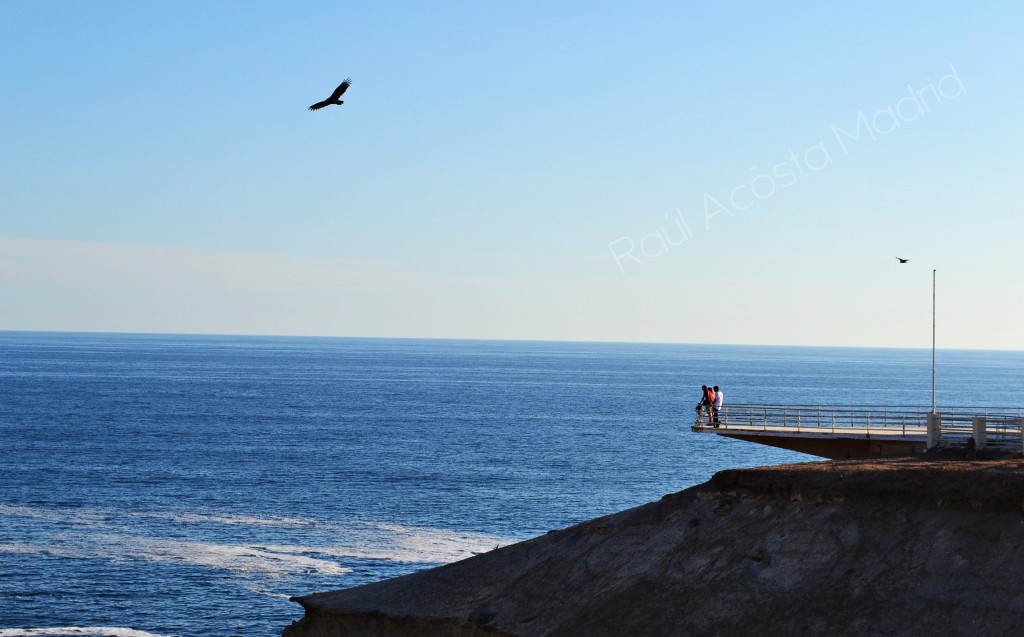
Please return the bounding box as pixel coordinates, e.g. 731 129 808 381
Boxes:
696 384 713 423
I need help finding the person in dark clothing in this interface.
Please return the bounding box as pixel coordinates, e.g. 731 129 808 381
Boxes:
696 384 711 422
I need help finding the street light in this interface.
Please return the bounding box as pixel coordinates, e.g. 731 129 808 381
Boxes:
931 269 936 414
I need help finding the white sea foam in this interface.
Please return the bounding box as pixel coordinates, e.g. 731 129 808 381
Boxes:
0 542 49 556
129 511 310 527
292 521 512 563
0 505 307 529
0 504 45 518
0 628 173 637
0 535 348 578
0 505 117 527
0 504 515 576
103 536 352 577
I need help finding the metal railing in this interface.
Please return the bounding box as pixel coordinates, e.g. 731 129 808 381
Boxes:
934 412 1024 449
694 404 1024 447
696 404 929 434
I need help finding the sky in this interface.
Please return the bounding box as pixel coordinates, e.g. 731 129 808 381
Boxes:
2 1 1022 349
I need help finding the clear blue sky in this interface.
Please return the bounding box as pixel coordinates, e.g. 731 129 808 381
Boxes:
2 1 1022 348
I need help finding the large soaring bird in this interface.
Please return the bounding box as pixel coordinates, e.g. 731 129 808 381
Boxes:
309 78 352 111
896 257 910 263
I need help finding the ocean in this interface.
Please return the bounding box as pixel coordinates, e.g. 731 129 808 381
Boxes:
1 332 1022 636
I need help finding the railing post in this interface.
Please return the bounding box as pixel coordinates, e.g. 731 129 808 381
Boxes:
927 412 942 450
972 417 987 450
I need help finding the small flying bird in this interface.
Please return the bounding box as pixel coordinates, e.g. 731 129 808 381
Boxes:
896 257 910 263
309 78 352 111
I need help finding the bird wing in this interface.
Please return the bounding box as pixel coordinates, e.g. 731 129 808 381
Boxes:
329 78 352 100
308 100 331 111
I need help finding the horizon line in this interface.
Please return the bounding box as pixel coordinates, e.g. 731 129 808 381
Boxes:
2 328 1021 354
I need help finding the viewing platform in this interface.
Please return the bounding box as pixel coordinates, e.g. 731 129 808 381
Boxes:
692 404 1024 459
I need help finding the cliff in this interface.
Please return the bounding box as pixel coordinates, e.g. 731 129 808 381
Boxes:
283 455 1024 637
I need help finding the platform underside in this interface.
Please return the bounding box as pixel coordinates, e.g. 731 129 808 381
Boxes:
693 425 928 459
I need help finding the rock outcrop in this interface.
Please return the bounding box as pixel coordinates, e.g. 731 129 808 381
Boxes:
283 456 1024 637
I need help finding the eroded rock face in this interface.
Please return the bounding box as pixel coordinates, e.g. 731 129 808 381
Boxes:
283 457 1024 637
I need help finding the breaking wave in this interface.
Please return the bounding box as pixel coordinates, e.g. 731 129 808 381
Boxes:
0 628 173 637
0 504 512 579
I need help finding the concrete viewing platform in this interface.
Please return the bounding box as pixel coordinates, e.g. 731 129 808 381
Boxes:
692 404 1024 459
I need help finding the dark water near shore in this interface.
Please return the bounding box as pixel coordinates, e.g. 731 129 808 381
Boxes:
1 332 1021 636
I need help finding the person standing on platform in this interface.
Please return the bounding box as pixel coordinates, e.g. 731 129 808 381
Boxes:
697 385 711 422
711 385 724 427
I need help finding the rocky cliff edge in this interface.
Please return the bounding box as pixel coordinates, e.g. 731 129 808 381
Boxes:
283 455 1024 637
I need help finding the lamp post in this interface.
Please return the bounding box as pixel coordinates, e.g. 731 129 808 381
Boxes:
931 269 936 414
925 268 940 450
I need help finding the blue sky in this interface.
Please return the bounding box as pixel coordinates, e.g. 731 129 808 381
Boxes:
2 1 1022 348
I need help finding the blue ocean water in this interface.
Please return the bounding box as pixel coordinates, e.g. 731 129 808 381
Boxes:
1 332 1022 636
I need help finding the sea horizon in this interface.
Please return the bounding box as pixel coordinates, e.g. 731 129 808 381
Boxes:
3 328 1021 354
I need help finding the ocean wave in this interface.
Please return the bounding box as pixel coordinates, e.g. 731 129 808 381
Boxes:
0 535 350 578
0 504 308 529
0 505 118 527
129 511 311 527
0 542 49 556
106 536 352 577
0 628 173 637
286 521 511 563
0 504 514 573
